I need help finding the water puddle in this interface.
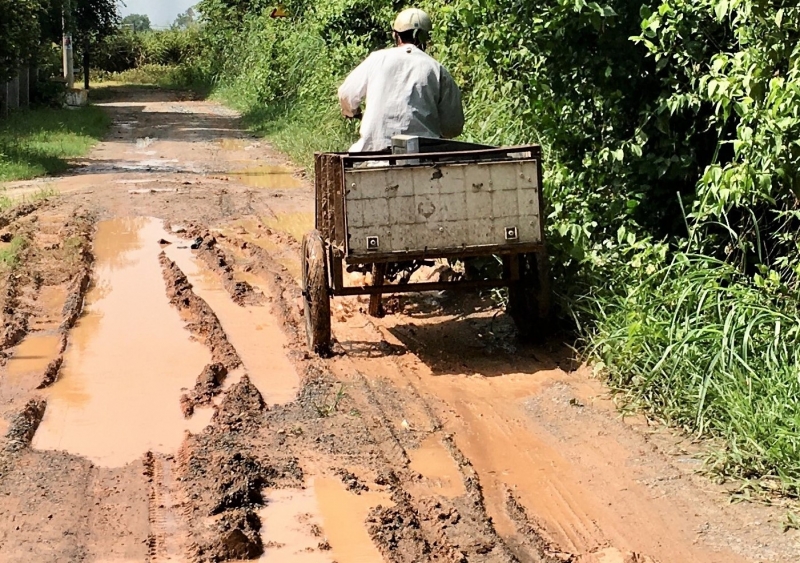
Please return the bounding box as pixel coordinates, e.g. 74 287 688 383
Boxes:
217 139 248 151
408 435 466 498
33 217 213 467
165 245 299 405
314 476 391 562
214 219 279 253
262 212 314 244
6 333 62 378
29 285 68 331
258 488 333 562
232 166 302 190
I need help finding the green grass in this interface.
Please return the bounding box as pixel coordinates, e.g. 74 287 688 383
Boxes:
0 105 110 182
0 186 59 212
0 236 27 268
576 253 800 493
230 95 357 171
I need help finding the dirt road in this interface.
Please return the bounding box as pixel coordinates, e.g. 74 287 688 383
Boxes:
0 87 796 563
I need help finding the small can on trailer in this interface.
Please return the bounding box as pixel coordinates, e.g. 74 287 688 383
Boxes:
302 137 550 356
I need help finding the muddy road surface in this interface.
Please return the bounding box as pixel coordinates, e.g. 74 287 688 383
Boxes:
0 87 796 563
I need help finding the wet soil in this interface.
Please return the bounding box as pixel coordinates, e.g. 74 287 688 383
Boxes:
0 85 797 563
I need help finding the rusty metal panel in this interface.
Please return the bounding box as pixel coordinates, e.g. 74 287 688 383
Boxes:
314 153 347 248
344 159 542 258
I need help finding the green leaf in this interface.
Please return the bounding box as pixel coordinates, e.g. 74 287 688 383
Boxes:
714 0 729 22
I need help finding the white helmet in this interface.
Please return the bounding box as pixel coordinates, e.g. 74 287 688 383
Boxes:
393 8 433 41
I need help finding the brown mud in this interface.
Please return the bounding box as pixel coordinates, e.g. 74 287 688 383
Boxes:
0 86 795 563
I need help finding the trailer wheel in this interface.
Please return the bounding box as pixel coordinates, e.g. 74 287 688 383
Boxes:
508 251 551 343
302 230 332 356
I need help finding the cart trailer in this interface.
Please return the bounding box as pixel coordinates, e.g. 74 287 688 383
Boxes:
302 139 550 355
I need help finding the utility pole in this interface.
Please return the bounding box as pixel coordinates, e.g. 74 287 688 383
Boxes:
83 36 90 90
62 0 74 88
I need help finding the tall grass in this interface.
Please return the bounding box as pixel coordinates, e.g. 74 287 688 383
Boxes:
576 253 800 490
0 106 110 182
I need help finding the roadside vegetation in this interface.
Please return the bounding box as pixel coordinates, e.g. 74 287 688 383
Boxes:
2 0 118 183
0 236 26 269
0 106 109 182
91 26 208 90
76 0 800 494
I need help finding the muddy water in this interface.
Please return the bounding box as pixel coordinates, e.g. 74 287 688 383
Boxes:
232 165 302 190
165 245 299 405
33 217 213 467
217 139 249 151
408 435 466 498
255 475 390 563
258 488 333 562
263 212 314 243
29 286 68 331
6 333 61 378
313 476 392 563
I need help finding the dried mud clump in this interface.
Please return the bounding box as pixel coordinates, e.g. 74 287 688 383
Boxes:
159 253 241 370
367 499 462 563
181 442 279 563
0 203 37 231
181 363 228 417
60 270 91 331
182 445 271 517
5 399 46 452
1 279 27 350
36 357 64 390
194 234 265 307
209 452 268 515
368 494 473 563
211 377 265 432
1 317 27 351
194 509 263 562
333 467 370 494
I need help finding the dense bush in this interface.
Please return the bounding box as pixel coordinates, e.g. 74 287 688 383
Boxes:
192 0 800 489
92 28 205 74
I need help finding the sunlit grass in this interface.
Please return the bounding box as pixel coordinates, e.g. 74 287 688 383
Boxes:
0 106 110 182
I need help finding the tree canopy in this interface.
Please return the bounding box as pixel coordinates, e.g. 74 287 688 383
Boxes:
122 13 152 32
0 0 119 83
173 7 197 30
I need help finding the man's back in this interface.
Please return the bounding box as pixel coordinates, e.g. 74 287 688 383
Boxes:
338 45 464 152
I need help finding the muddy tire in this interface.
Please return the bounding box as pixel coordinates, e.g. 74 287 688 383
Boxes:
508 251 551 343
302 230 332 356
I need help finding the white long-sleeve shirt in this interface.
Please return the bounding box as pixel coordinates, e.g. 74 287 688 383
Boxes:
338 45 465 152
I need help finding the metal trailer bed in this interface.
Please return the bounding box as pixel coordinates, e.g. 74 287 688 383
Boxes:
301 140 551 355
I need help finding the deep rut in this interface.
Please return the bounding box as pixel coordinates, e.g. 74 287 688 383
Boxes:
188 226 563 563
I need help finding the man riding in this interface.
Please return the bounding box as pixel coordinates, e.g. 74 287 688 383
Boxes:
338 8 465 153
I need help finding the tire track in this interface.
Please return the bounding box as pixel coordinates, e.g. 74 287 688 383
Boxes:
145 452 187 562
